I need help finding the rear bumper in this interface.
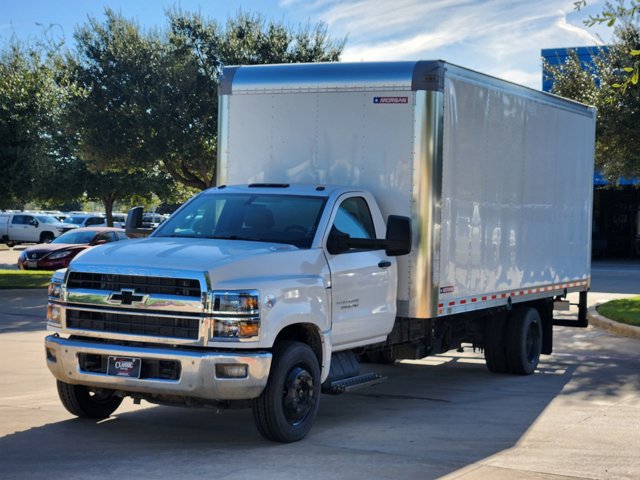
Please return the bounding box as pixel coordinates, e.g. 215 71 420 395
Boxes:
45 335 272 400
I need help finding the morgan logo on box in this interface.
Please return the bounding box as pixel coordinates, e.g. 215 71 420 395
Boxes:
373 96 408 104
440 286 455 294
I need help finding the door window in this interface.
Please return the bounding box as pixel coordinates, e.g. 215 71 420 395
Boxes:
96 232 117 243
86 217 105 226
333 197 376 239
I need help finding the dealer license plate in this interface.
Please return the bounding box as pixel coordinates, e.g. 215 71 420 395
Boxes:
107 356 141 378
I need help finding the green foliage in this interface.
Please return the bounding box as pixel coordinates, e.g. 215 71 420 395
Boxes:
70 9 345 190
0 42 69 208
597 296 640 326
544 22 640 181
0 269 53 289
575 1 640 91
0 8 345 213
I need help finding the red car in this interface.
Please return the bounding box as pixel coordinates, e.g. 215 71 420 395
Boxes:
17 227 129 270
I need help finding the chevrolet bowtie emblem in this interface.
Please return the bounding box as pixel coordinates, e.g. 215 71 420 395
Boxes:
109 289 146 305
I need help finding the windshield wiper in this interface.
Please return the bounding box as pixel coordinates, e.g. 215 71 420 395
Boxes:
207 234 252 241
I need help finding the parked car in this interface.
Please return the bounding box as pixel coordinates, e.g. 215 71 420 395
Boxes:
67 214 108 228
67 213 128 228
142 213 167 228
0 213 78 246
112 213 127 228
17 227 128 270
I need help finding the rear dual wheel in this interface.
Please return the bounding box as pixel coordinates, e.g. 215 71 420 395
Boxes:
484 307 542 375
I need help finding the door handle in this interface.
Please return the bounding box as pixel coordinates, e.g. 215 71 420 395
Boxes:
378 261 391 268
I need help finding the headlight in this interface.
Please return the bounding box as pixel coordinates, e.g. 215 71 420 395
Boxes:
48 282 62 298
213 291 259 313
47 271 65 326
47 250 72 260
47 269 66 299
211 290 260 341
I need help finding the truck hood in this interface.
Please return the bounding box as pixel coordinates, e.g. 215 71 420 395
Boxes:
71 237 303 271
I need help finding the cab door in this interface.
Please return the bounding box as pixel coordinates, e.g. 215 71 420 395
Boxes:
9 215 37 242
324 195 397 349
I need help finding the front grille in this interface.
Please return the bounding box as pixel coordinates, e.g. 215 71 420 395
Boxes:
67 272 201 297
28 252 48 260
67 309 200 340
78 353 181 380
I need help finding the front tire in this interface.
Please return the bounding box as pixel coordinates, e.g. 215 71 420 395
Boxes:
252 341 320 443
40 232 54 243
506 307 543 375
57 381 123 418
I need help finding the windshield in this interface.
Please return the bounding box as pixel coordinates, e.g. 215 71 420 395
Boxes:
68 216 88 225
36 215 60 224
52 230 97 244
154 192 327 248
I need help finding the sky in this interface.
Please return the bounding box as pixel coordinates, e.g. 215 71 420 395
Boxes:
0 0 614 89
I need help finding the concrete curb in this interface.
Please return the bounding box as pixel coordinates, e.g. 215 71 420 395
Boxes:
588 303 640 340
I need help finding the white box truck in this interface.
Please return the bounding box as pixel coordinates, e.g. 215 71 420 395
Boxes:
44 61 595 442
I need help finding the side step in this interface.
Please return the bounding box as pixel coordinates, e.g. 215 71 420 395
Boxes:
322 372 386 395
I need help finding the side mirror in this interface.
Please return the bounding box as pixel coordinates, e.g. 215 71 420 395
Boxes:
125 207 155 238
325 216 412 256
326 227 351 255
385 215 412 257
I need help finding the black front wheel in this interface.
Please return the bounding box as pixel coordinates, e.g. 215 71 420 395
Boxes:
40 232 54 244
57 381 123 419
252 341 320 443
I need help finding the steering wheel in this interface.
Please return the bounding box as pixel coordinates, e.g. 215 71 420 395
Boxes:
284 225 308 236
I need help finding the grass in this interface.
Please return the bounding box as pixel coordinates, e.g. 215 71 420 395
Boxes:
0 269 54 289
597 296 640 328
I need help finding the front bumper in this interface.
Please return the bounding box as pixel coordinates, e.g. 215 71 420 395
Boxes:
45 335 272 400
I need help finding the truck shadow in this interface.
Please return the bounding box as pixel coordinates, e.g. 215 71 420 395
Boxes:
2 348 637 480
0 289 47 334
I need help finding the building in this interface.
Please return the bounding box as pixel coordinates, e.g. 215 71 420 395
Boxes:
542 46 640 258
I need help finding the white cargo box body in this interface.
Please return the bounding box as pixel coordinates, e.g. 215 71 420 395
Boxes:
218 61 595 319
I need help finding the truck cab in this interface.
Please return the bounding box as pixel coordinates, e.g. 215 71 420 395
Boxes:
45 184 410 442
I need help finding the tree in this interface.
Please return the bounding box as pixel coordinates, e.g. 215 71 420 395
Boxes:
156 10 345 189
69 9 345 191
84 169 174 222
0 42 68 208
66 10 179 224
545 4 640 181
575 0 640 90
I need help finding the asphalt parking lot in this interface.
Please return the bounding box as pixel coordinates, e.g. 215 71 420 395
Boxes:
0 253 638 479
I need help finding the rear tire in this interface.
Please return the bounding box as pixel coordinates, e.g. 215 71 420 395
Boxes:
56 381 123 419
366 348 397 365
506 307 543 375
484 313 509 373
252 341 320 443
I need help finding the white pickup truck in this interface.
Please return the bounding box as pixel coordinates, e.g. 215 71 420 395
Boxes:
44 61 596 442
0 212 77 246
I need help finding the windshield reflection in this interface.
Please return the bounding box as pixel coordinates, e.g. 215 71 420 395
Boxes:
154 192 327 249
